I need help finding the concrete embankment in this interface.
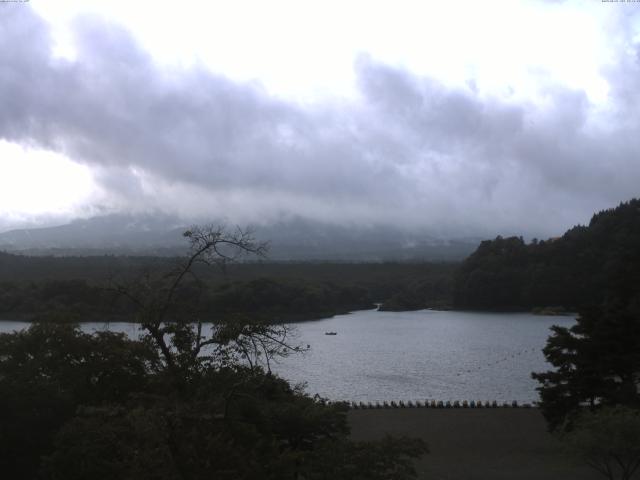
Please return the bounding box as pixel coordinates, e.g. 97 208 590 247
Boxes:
349 408 601 480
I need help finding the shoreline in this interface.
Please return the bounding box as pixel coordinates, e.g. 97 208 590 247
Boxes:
0 305 577 323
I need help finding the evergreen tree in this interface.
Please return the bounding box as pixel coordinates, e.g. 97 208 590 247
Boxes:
533 295 640 431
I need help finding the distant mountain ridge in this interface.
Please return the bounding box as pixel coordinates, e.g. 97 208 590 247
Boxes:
0 214 185 248
0 214 480 261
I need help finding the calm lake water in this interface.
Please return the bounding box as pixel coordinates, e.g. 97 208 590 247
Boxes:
0 309 575 403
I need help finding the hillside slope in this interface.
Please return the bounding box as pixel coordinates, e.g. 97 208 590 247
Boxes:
453 199 640 310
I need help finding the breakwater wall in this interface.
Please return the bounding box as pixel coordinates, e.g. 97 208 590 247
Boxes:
340 400 538 409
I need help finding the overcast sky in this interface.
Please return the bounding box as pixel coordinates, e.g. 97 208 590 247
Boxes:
1 0 639 237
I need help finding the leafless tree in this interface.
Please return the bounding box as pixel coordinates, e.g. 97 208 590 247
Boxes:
109 224 305 381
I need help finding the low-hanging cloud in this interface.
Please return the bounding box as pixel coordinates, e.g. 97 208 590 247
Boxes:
1 5 639 238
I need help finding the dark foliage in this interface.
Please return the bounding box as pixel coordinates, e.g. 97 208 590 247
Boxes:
0 322 426 480
0 323 157 479
532 296 640 431
204 278 374 321
454 198 640 311
0 225 427 479
0 258 456 320
531 200 640 430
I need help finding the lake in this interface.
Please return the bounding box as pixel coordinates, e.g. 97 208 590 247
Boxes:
0 309 574 403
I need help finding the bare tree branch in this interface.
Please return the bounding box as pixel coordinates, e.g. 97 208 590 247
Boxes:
105 224 306 384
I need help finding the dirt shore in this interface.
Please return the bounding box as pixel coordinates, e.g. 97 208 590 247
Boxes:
349 408 602 480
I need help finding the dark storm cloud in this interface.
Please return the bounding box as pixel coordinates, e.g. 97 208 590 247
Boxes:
1 5 639 237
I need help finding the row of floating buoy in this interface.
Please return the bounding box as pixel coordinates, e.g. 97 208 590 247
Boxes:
455 347 540 377
348 399 535 409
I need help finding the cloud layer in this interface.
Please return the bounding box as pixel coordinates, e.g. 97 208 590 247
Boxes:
1 5 639 237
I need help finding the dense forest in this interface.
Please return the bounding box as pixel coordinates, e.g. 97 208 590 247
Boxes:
454 199 640 311
0 252 456 321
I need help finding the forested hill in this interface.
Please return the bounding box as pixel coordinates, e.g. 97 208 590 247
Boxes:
453 199 640 311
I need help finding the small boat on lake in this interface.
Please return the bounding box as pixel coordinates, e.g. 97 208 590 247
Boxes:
324 332 337 335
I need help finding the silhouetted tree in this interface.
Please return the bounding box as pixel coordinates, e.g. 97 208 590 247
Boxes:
0 224 428 479
108 225 306 383
533 296 640 431
0 322 157 480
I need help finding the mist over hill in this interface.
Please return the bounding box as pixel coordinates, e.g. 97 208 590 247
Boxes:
0 214 479 261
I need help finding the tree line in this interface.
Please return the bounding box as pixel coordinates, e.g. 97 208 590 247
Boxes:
0 254 456 320
0 277 373 323
454 199 640 311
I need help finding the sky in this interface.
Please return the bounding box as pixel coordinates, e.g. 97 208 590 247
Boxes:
1 0 639 237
